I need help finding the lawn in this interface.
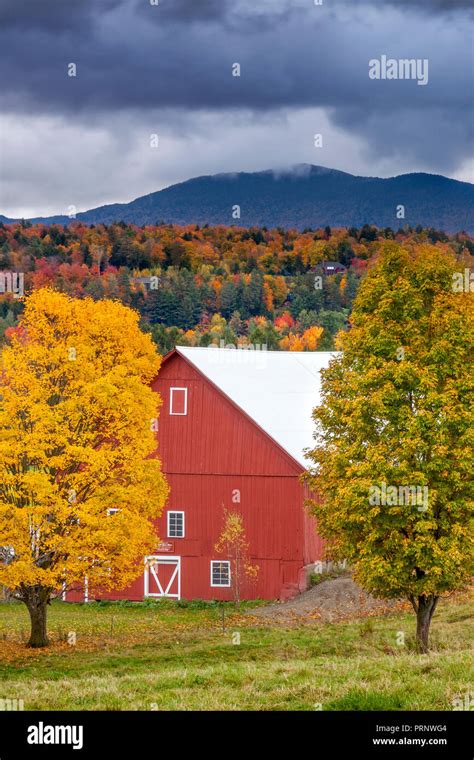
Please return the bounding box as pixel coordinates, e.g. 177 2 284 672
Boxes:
0 593 472 711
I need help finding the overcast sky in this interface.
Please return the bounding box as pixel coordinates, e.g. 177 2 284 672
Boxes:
0 0 472 217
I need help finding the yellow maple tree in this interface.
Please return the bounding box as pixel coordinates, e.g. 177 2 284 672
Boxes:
0 289 168 646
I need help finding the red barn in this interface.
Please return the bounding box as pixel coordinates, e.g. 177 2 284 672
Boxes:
67 347 334 602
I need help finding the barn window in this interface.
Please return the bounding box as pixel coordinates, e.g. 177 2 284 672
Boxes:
170 387 188 416
210 560 231 587
107 508 121 516
167 511 185 538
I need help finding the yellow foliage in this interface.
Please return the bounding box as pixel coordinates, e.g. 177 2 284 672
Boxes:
0 289 169 597
214 509 259 602
279 325 323 351
263 282 274 312
301 326 324 351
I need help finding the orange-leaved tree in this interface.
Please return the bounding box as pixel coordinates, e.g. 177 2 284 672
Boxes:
214 508 259 604
279 325 324 351
0 289 169 646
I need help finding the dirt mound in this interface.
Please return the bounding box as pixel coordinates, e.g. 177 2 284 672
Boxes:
249 575 406 624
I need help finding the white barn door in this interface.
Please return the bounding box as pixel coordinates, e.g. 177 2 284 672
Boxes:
144 556 181 599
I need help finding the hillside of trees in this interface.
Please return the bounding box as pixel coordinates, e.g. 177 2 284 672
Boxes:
0 220 472 354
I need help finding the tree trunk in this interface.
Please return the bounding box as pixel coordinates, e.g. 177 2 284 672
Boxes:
415 595 439 653
23 586 50 648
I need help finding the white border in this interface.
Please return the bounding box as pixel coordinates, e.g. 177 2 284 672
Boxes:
167 510 185 538
210 560 231 588
170 387 188 416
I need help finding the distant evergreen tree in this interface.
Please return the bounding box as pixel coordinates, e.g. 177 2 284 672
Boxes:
229 310 244 336
163 241 190 268
241 272 263 318
317 309 348 349
358 224 377 242
117 269 133 304
146 289 182 326
220 280 238 318
247 319 280 349
336 240 354 266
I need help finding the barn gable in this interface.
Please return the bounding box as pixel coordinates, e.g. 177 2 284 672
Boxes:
68 346 329 602
160 347 336 469
154 349 303 476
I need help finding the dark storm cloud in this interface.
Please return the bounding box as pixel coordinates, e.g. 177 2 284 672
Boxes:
0 0 472 216
145 0 232 22
0 0 470 114
0 0 468 31
0 0 233 32
0 0 124 30
381 0 473 10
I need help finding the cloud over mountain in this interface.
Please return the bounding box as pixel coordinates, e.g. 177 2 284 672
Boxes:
0 0 472 217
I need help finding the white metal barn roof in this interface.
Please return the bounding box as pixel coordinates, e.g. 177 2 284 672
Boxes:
176 346 338 468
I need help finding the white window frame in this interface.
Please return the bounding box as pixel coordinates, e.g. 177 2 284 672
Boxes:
170 387 188 416
210 560 231 588
107 508 121 516
167 510 185 538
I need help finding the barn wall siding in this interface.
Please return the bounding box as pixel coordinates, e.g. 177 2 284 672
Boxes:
152 353 302 477
66 351 325 603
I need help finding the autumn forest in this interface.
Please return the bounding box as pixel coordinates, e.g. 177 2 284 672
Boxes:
1 220 472 354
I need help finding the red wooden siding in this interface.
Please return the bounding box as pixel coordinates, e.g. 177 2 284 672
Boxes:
153 353 302 477
67 350 325 603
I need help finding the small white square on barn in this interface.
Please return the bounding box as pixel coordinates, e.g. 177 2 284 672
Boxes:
170 387 188 415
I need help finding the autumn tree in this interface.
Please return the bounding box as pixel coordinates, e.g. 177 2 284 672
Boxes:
279 325 323 351
0 289 169 647
214 509 259 604
306 244 473 652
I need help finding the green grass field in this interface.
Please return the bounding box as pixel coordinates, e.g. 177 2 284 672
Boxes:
0 594 472 711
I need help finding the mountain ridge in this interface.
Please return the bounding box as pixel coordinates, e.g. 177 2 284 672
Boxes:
2 164 473 232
